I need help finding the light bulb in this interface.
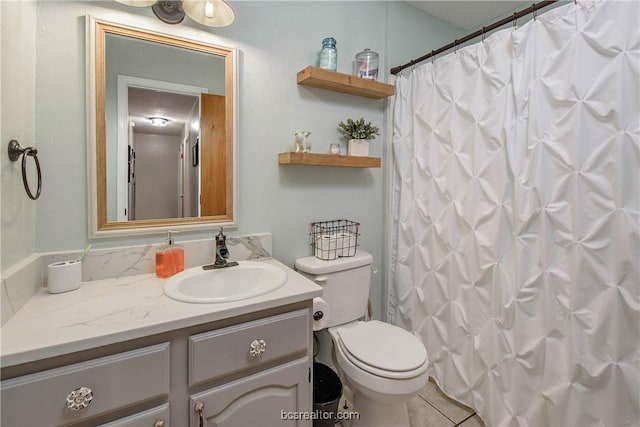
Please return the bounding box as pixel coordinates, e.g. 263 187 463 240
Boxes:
205 0 216 18
183 0 235 27
150 117 169 127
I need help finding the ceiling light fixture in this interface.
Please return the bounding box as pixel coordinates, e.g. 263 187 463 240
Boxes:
115 0 157 6
150 117 169 127
183 0 235 27
114 0 235 28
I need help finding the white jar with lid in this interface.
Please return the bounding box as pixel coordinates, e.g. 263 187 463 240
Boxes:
354 48 378 80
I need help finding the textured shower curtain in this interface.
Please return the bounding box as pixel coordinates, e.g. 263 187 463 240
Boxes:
390 1 639 426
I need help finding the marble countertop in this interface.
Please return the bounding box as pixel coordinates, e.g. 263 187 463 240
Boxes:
0 259 322 368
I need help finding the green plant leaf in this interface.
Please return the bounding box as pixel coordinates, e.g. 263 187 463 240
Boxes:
337 117 380 140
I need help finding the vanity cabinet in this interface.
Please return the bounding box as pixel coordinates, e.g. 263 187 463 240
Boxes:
1 343 171 427
1 304 313 427
188 310 311 426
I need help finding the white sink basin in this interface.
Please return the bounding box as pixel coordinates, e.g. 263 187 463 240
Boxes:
164 261 288 303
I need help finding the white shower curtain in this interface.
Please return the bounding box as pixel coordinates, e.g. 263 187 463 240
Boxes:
390 1 639 426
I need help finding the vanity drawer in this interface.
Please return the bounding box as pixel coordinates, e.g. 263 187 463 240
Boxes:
1 343 170 427
99 403 170 427
189 309 310 386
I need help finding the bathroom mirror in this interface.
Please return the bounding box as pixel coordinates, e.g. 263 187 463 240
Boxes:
87 14 237 237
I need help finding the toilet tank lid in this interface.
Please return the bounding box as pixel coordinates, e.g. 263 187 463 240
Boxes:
295 251 373 275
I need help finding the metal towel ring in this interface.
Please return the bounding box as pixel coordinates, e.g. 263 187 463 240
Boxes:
8 140 42 200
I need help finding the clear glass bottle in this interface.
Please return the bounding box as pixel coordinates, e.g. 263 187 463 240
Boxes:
171 236 184 274
156 231 183 278
355 48 379 80
319 37 337 71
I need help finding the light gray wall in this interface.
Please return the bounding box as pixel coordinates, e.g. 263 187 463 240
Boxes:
2 0 464 319
385 1 465 74
1 0 37 271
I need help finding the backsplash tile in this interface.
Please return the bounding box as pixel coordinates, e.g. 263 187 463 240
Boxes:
1 254 42 326
2 233 272 325
1 279 15 326
42 245 155 282
227 233 272 260
41 232 272 282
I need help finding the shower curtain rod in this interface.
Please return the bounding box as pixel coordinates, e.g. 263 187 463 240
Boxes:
390 0 558 75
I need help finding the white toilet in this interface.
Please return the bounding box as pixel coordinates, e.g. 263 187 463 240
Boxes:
295 251 429 427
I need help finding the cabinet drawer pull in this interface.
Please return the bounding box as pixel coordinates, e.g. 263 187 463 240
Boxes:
249 339 266 357
65 386 93 411
194 401 204 427
154 419 165 427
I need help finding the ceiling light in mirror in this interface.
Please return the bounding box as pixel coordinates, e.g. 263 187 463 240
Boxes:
150 117 169 127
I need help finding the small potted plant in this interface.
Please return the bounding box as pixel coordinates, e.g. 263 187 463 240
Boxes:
338 117 380 157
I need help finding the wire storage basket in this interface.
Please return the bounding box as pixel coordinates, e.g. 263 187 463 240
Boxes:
310 219 360 260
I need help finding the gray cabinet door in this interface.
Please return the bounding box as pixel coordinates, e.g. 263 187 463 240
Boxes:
189 358 311 427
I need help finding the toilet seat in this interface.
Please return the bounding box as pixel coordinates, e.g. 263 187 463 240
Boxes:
332 321 428 380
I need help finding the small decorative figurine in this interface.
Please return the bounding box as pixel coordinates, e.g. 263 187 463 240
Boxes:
294 131 312 153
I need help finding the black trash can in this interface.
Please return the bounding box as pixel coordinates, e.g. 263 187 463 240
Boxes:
313 362 343 427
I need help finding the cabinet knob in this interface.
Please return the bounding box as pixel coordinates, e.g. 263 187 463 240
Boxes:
65 386 93 411
154 419 165 427
249 339 266 357
194 401 205 427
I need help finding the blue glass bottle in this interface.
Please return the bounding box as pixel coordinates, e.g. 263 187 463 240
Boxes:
319 37 337 71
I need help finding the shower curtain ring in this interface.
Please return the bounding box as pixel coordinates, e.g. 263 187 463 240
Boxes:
481 27 486 42
533 4 537 20
454 39 458 54
431 50 435 64
513 12 518 28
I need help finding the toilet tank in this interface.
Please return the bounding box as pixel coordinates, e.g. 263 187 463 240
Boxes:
295 251 373 328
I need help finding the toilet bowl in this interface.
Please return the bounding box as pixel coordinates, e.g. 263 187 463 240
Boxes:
295 251 429 427
328 321 428 426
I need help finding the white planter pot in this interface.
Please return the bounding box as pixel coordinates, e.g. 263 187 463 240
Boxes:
348 139 370 157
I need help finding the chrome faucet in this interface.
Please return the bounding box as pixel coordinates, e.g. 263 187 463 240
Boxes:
204 228 238 269
215 228 230 266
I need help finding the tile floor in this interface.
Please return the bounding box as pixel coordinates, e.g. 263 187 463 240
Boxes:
336 378 485 427
408 378 485 427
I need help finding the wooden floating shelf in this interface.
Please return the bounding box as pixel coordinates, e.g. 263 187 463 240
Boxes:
278 152 381 168
297 66 395 100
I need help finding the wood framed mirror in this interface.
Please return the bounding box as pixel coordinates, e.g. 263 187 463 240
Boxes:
87 13 237 238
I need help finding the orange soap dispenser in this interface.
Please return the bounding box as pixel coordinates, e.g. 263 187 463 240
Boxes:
171 232 184 274
156 231 183 278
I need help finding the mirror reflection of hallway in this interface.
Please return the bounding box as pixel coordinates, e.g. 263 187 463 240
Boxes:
127 87 200 221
